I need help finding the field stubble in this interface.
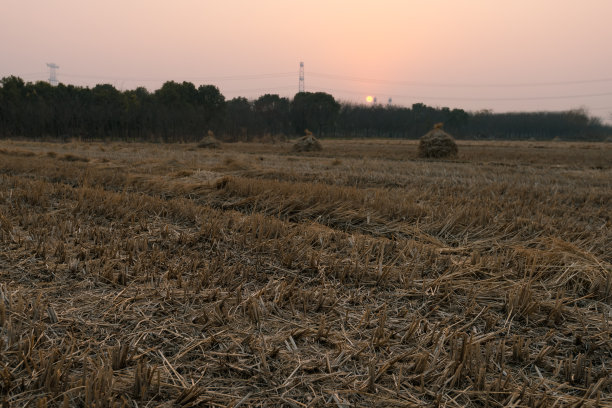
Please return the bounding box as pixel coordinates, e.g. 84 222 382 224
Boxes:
0 139 610 407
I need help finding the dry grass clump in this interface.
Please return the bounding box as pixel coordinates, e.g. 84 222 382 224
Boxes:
170 169 195 178
212 155 251 172
61 153 90 162
418 123 458 158
254 133 287 144
0 138 610 406
0 147 36 157
198 130 221 149
293 129 322 152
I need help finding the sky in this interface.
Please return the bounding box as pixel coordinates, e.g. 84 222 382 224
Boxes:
2 0 612 122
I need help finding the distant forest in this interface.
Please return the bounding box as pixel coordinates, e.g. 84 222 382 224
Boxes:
1 76 610 141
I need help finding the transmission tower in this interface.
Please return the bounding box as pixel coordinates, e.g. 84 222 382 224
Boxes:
299 61 304 93
46 63 59 86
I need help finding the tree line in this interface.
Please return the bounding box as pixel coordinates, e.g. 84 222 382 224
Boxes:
1 76 609 141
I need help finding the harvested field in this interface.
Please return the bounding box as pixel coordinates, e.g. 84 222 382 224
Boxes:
0 138 610 407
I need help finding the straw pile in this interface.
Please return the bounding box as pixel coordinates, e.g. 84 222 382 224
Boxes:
293 130 322 152
198 130 221 148
418 123 458 158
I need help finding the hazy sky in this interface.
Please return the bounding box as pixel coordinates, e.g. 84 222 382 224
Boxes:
2 0 612 122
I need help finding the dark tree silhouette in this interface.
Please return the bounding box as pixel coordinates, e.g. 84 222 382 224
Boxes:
0 76 610 141
291 92 340 136
254 94 290 136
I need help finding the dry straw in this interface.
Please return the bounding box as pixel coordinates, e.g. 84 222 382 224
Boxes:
293 129 323 152
198 130 221 149
0 140 609 406
418 123 458 158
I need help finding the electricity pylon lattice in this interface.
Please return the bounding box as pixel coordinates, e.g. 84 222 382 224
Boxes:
46 63 59 86
299 62 304 93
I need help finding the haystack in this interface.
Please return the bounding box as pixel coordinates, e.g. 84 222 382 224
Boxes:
293 130 322 152
418 123 458 158
198 130 221 149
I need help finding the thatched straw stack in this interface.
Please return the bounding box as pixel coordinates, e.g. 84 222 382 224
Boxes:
198 130 221 149
293 130 322 152
418 123 458 158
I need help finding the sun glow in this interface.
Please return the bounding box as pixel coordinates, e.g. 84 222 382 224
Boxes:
366 95 374 103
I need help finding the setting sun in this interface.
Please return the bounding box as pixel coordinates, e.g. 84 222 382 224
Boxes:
366 95 374 103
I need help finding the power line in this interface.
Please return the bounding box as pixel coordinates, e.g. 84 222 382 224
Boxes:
220 85 296 94
409 91 612 102
7 67 612 109
11 72 47 78
308 71 612 88
59 72 295 82
10 68 612 89
308 85 612 102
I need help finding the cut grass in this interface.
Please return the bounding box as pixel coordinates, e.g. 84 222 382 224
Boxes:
0 139 610 406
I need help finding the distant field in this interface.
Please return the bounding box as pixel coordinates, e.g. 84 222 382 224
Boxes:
0 138 610 407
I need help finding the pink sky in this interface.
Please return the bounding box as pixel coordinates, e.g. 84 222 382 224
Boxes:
2 0 611 122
